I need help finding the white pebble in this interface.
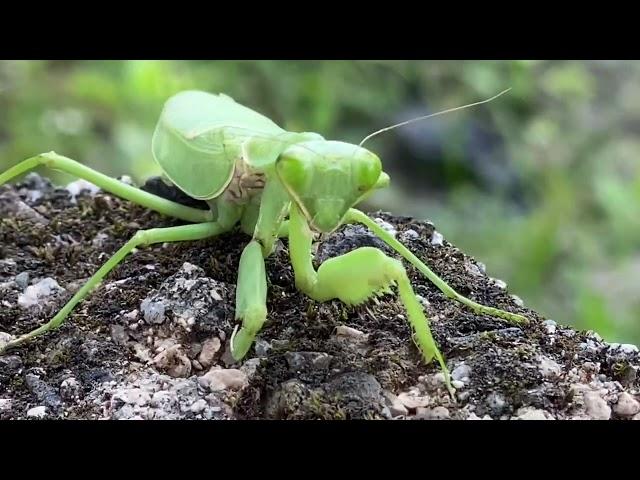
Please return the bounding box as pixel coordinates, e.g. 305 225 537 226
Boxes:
26 406 47 418
374 218 397 236
0 332 15 349
65 179 100 201
432 372 447 385
491 278 508 289
614 392 640 417
198 337 222 369
584 392 611 420
538 355 562 378
430 231 444 246
152 344 191 378
18 278 64 309
397 392 430 410
114 388 151 407
335 325 368 341
510 295 524 307
140 298 166 324
401 229 419 240
0 399 12 411
385 393 408 417
199 368 248 392
416 406 449 420
608 343 639 354
189 399 208 414
451 364 472 383
513 407 554 420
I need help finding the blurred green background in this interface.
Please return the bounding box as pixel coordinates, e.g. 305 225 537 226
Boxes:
1 60 639 345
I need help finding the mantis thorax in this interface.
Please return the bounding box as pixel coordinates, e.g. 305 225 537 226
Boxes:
221 156 267 205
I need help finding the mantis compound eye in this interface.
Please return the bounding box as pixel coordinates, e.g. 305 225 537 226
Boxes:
277 140 382 233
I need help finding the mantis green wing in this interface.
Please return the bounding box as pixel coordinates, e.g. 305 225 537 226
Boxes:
151 91 286 200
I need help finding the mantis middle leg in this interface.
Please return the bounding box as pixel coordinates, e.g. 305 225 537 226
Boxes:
346 209 528 324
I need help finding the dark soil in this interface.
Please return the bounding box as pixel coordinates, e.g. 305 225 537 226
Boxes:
1 174 639 420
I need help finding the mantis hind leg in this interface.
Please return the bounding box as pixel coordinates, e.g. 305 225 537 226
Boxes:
0 222 226 354
0 152 214 223
346 209 528 324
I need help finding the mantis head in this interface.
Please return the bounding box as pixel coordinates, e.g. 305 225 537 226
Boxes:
276 140 388 233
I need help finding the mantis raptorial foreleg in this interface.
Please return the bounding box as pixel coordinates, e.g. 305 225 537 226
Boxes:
287 204 450 386
0 222 227 353
230 240 268 360
230 178 289 360
346 209 528 325
0 152 214 223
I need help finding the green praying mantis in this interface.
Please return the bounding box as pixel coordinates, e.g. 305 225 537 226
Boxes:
0 89 527 389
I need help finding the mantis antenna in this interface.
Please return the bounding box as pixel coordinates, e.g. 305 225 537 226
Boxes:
359 88 512 147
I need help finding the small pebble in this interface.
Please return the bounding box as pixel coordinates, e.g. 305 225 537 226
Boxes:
451 364 472 383
582 362 599 374
0 332 14 349
254 339 271 357
189 399 208 414
26 406 47 418
608 343 639 354
285 351 332 371
613 392 640 417
0 399 12 411
485 392 506 416
14 272 29 289
510 294 524 307
430 231 444 246
397 392 430 410
374 218 397 236
491 278 508 289
430 372 447 387
457 391 471 402
335 325 368 341
66 179 100 200
140 299 166 324
60 377 82 402
538 355 562 378
198 337 222 369
18 278 64 309
199 368 248 392
389 399 408 417
240 358 262 380
110 324 129 345
584 391 611 420
114 388 151 407
513 407 554 420
153 344 191 378
0 355 23 372
587 331 602 341
401 229 419 241
415 406 450 420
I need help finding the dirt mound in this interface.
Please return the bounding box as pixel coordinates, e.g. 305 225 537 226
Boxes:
1 174 639 420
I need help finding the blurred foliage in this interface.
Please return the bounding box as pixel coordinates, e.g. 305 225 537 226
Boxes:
1 60 639 345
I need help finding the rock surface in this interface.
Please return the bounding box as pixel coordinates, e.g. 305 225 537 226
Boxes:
1 174 639 420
